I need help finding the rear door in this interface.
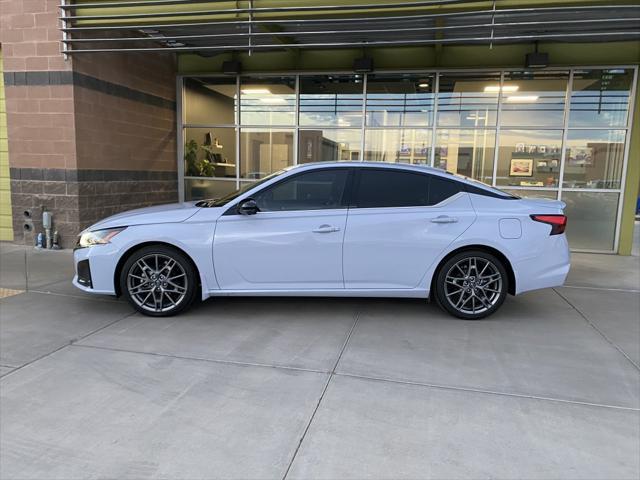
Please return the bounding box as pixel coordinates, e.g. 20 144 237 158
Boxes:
343 169 476 289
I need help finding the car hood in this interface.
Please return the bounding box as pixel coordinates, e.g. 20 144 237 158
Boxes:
87 202 201 231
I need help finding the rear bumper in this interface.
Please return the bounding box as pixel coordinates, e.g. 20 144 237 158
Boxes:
514 234 571 294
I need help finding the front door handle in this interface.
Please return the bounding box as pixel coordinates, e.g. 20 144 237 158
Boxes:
430 215 458 224
313 224 341 233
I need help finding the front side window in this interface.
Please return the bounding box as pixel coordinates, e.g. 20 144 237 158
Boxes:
253 169 349 212
353 169 430 208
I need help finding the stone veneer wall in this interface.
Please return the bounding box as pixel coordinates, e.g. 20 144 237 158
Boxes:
10 168 177 247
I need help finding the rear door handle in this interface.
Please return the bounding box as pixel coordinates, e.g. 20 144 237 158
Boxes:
313 224 341 233
430 215 458 224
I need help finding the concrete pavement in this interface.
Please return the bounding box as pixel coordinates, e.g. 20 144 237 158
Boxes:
1 232 639 479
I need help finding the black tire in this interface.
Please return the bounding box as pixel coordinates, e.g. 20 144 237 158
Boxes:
434 250 508 320
120 245 199 317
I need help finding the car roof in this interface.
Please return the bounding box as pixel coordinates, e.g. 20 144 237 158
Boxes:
288 161 507 197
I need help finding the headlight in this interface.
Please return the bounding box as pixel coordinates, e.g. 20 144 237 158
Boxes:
76 227 126 249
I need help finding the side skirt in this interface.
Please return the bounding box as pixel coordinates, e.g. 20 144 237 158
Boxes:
204 288 429 299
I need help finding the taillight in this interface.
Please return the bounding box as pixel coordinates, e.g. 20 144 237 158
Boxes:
530 214 567 235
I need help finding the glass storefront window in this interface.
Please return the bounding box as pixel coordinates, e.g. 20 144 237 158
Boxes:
240 76 296 126
365 74 434 127
184 127 237 178
562 191 619 251
184 78 237 125
364 129 431 164
185 178 237 201
563 130 626 189
434 129 495 184
437 72 500 127
299 75 363 127
299 129 361 163
570 69 634 127
500 71 568 127
180 68 635 252
240 129 294 179
496 129 562 188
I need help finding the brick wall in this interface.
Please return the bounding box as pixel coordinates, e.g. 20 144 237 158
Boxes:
1 0 178 248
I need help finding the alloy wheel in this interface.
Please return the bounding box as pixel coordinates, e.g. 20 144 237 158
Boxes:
443 256 503 315
126 253 188 313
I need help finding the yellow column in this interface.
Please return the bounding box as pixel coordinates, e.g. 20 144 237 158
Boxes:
0 50 14 242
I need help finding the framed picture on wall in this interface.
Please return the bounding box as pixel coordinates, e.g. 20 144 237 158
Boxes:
509 158 534 177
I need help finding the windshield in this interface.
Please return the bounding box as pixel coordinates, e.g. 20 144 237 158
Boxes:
195 169 287 208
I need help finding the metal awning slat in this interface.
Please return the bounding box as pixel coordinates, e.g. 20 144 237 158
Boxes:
63 30 640 53
61 17 640 43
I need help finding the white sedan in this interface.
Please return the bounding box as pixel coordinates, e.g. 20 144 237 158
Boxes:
73 162 570 320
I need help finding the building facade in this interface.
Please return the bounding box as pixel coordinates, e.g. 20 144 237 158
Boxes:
1 0 639 253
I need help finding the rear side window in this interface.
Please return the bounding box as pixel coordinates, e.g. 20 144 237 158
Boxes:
353 170 429 208
429 176 465 205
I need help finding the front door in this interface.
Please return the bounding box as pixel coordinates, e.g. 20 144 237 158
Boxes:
213 168 350 290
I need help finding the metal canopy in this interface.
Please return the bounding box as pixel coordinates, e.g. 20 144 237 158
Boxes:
60 1 640 54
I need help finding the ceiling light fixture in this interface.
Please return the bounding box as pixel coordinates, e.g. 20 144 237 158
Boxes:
418 83 429 88
259 97 286 104
484 85 519 93
506 95 539 102
241 88 271 94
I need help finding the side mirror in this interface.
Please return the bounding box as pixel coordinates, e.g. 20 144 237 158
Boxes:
238 198 259 215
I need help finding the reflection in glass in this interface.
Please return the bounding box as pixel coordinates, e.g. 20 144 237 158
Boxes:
240 129 294 179
500 71 569 127
437 72 500 127
502 189 558 200
570 69 633 127
184 77 237 125
364 129 431 164
184 127 236 178
299 129 361 163
563 130 625 189
299 75 363 127
496 129 562 187
562 191 619 251
240 76 296 126
435 129 495 184
365 74 434 127
185 178 237 201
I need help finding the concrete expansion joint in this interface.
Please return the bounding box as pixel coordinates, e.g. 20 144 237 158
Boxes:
281 307 362 480
553 287 640 373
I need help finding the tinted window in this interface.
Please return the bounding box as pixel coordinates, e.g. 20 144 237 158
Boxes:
429 176 465 205
253 169 348 212
354 170 429 208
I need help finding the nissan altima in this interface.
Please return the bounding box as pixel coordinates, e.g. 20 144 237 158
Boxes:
73 162 570 320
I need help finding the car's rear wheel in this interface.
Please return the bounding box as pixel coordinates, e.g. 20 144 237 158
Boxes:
434 250 508 320
120 245 198 317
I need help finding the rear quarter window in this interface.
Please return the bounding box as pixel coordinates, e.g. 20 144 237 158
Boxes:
429 176 465 205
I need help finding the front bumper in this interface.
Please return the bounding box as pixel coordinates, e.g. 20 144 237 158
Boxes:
73 245 119 295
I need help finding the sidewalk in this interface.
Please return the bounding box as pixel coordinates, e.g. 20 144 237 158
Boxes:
0 232 638 479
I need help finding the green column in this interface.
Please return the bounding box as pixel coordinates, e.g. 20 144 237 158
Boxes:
618 75 640 255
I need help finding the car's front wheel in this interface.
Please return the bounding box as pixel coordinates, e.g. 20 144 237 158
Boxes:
434 250 508 320
120 245 198 317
